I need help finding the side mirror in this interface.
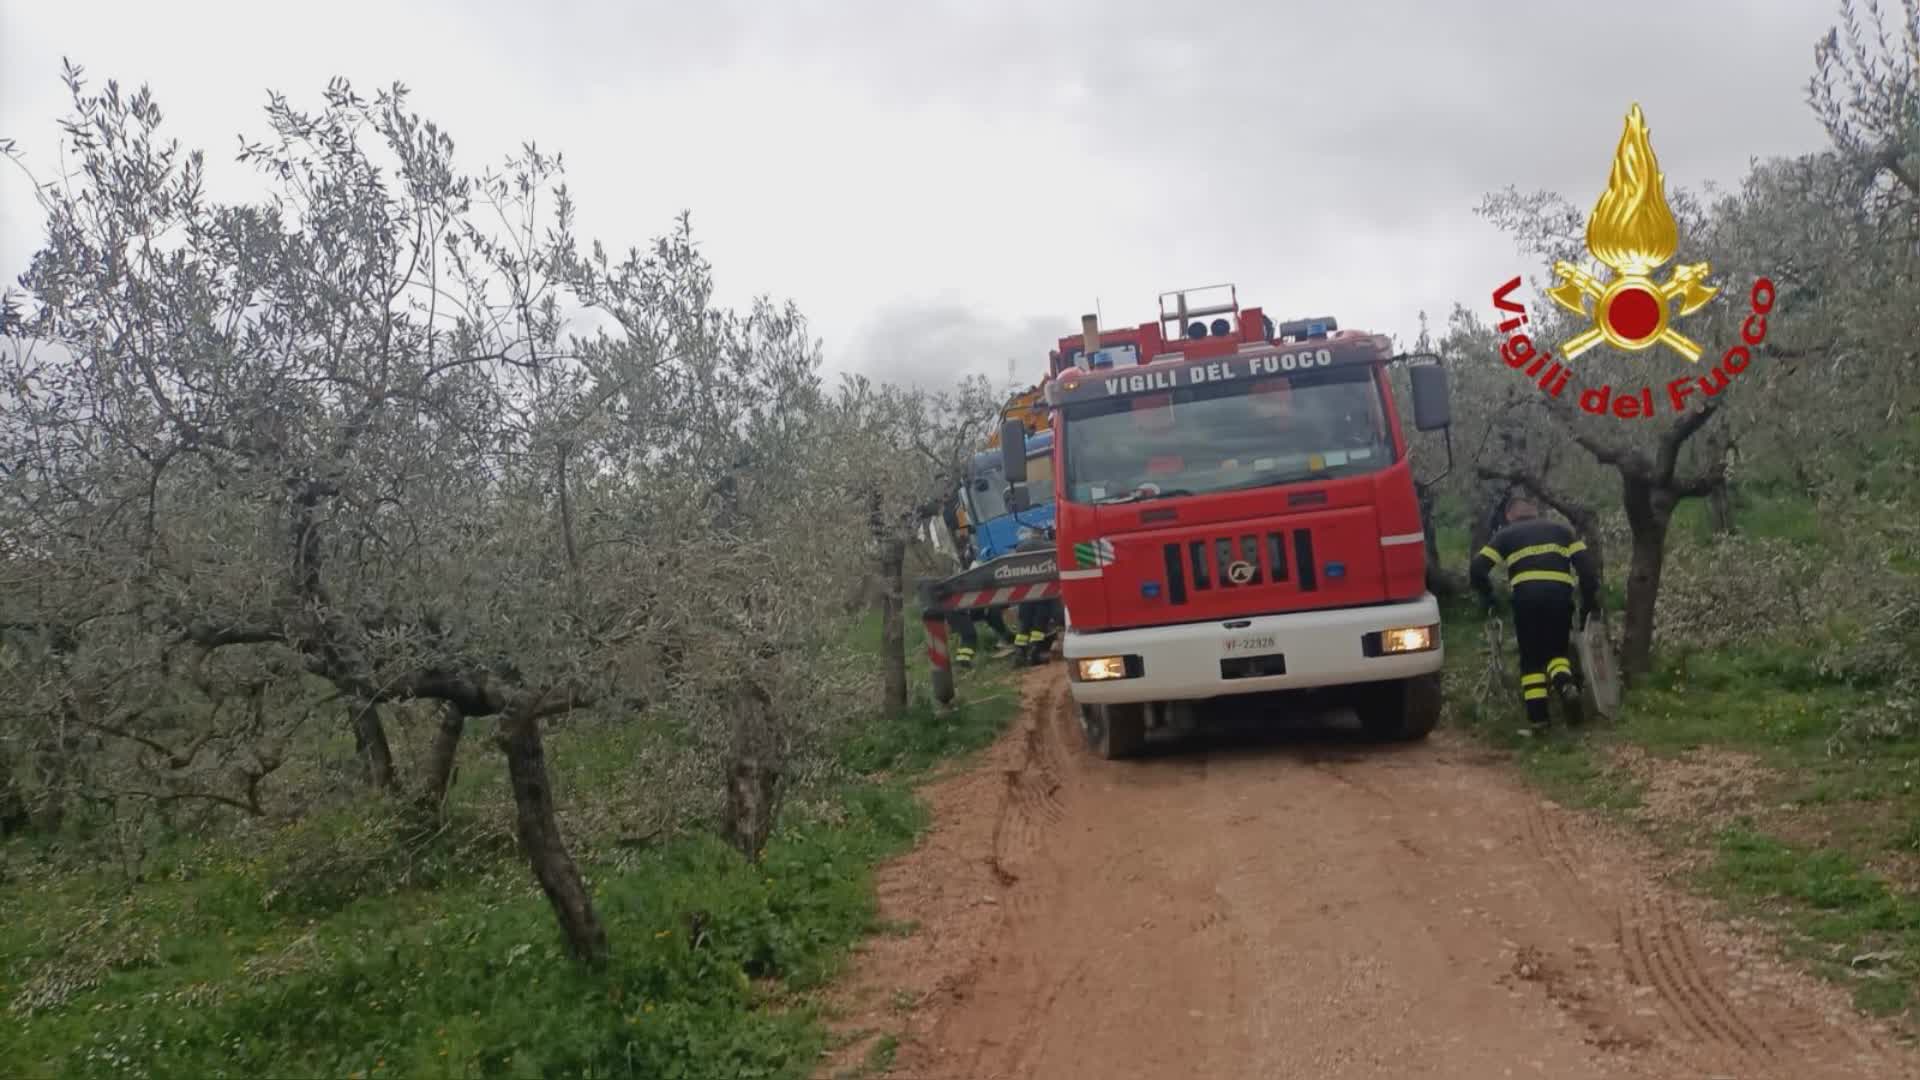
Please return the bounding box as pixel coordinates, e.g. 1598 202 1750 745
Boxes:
999 420 1029 482
1008 482 1032 512
1407 356 1451 431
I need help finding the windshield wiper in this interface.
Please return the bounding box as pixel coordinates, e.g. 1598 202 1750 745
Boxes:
1215 473 1321 493
1096 488 1194 505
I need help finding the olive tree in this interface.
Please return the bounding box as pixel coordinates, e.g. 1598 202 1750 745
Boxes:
0 66 895 962
830 373 1001 718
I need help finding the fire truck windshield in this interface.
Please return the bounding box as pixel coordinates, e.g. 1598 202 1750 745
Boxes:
1061 365 1394 504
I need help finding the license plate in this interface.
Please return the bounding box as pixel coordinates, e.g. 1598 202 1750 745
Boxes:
1223 634 1277 654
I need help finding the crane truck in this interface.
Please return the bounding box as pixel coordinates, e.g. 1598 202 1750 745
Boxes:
920 284 1454 757
922 385 1063 681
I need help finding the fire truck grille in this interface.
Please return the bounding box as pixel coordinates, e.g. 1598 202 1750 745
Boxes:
1161 528 1316 606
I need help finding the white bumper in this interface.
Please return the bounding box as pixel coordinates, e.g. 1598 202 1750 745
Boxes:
1063 594 1444 705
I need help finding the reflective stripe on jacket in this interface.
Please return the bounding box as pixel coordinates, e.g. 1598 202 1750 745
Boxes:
1470 518 1600 608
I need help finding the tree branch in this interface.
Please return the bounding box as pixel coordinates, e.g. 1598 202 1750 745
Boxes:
1670 467 1727 499
69 713 177 764
1544 394 1651 479
1878 144 1920 199
1474 466 1587 521
1655 399 1721 485
173 620 285 649
556 443 585 614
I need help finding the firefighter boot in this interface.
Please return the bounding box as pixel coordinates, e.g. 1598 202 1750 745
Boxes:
1553 672 1579 708
1025 632 1052 665
1547 657 1579 717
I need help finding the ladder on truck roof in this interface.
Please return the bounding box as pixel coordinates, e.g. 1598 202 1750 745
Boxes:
1159 283 1239 341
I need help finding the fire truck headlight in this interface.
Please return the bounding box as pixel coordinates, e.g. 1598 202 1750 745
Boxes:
1380 625 1437 654
1074 656 1129 681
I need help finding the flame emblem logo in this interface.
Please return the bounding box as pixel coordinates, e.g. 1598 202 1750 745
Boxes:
1547 104 1718 363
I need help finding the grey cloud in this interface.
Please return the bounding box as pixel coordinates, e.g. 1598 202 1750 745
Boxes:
835 302 1065 394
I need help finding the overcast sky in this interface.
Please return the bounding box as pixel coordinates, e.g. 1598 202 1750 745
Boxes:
2 1 1847 393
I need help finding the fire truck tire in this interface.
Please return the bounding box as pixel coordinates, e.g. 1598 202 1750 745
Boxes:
1080 703 1147 760
1360 674 1442 742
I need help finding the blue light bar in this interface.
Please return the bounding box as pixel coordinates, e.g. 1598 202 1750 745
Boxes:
1276 316 1339 341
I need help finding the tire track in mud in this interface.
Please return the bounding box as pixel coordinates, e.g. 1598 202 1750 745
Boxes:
984 672 1084 953
986 677 1066 888
1618 890 1779 1073
994 957 1091 1080
901 673 1069 1080
958 675 1095 1080
1522 800 1793 1074
1307 755 1399 805
1525 802 1604 918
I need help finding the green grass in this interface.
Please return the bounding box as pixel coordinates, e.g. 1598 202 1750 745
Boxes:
1708 827 1920 1015
1670 489 1826 547
0 612 1024 1079
840 686 1019 776
6 824 870 1077
839 606 1021 775
859 1034 900 1076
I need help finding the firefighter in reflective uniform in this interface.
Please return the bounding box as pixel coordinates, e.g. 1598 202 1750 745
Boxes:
938 493 1012 669
1010 526 1056 665
939 495 981 670
948 606 1015 670
1469 498 1601 730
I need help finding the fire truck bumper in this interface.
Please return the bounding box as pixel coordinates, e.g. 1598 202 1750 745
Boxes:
1061 594 1444 706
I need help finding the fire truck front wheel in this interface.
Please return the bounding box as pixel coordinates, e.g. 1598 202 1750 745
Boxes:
1079 703 1147 760
1358 673 1443 743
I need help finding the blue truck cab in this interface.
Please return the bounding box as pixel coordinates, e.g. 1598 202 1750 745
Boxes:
961 429 1055 564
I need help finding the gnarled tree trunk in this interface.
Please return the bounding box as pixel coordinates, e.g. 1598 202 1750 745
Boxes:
878 535 909 718
1705 437 1737 535
722 679 783 863
351 702 399 794
0 745 29 837
1620 475 1677 682
499 707 608 968
725 757 781 862
1707 481 1735 535
31 726 81 834
422 703 465 808
1552 400 1723 686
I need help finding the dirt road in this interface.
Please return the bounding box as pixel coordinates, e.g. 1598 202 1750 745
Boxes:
822 667 1920 1079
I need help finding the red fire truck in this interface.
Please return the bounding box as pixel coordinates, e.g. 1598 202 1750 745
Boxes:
991 285 1455 758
